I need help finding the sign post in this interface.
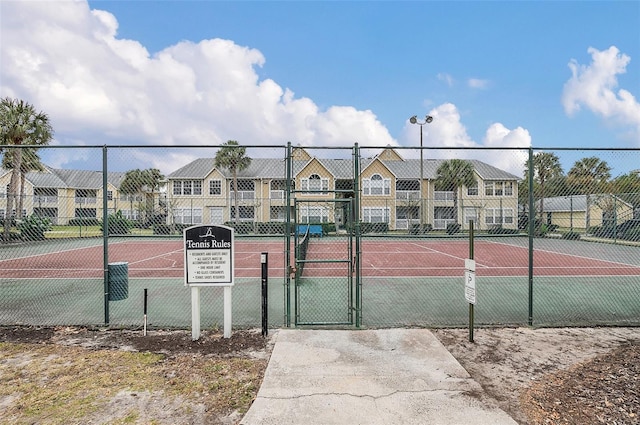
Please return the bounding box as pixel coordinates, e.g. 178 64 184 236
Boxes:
466 221 476 342
184 225 234 340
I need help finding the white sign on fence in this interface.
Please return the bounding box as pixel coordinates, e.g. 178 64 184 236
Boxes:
465 258 476 305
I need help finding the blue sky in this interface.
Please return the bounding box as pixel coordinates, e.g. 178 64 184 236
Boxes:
1 1 639 176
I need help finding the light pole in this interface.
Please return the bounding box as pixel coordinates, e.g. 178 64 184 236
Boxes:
409 115 433 232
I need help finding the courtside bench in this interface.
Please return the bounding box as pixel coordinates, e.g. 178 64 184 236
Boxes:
297 224 323 237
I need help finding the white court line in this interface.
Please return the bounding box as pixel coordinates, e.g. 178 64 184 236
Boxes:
483 239 640 269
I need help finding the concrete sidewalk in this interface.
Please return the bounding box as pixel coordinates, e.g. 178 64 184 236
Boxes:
241 329 517 425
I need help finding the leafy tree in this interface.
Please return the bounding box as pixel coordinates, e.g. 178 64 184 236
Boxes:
214 141 251 224
612 171 640 211
567 157 611 230
529 152 563 220
120 168 165 223
434 159 476 225
0 98 53 241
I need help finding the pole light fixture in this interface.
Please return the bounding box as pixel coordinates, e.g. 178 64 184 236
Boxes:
409 115 434 232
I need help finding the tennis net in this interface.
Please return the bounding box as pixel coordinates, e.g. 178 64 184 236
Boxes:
295 226 310 277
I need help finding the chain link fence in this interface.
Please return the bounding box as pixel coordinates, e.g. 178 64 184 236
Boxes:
1 144 638 329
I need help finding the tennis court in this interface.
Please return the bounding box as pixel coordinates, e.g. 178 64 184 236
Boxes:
3 236 639 279
1 235 639 328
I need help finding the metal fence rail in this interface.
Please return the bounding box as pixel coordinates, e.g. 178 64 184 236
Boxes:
0 144 638 329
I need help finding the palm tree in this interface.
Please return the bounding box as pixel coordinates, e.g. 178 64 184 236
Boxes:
530 152 563 221
568 157 611 230
214 141 251 224
141 168 164 222
2 148 46 218
0 97 53 241
435 159 476 225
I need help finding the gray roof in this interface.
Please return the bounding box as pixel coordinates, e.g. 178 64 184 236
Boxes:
169 158 288 179
372 158 519 181
168 156 519 182
2 166 126 189
538 194 632 212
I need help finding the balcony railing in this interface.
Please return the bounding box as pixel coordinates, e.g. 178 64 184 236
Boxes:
434 218 456 229
270 190 285 199
395 218 420 230
75 197 97 204
434 191 455 201
34 195 58 204
396 190 420 201
229 191 255 201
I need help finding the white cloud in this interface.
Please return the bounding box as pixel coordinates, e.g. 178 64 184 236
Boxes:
562 46 640 143
437 73 454 87
0 0 396 155
468 78 489 89
400 104 530 176
1 0 530 175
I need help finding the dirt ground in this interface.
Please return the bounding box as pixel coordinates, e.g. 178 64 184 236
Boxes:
433 327 640 424
1 326 639 424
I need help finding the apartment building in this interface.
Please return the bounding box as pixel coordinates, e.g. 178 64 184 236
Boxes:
1 147 520 231
166 147 520 231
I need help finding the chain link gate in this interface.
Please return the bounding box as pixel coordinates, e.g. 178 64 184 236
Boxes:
293 198 358 326
284 143 362 327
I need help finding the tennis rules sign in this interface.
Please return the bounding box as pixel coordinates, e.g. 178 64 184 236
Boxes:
184 225 234 286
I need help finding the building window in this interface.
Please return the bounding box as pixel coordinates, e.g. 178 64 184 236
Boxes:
270 206 288 221
173 208 203 224
484 181 513 197
173 180 202 196
75 208 96 218
230 179 255 200
209 180 221 195
363 174 390 196
122 210 140 220
301 174 328 193
464 207 479 225
485 208 514 225
300 206 328 223
363 207 390 223
230 206 255 222
467 182 478 196
107 190 113 201
270 180 287 199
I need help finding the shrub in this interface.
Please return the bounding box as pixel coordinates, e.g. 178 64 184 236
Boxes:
18 215 52 241
446 222 461 235
225 222 253 234
257 222 286 235
487 226 520 235
562 231 581 240
68 217 101 227
153 224 174 235
361 222 388 234
410 224 432 234
142 214 167 228
102 211 133 235
622 228 640 242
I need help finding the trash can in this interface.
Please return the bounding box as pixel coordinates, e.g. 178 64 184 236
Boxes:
108 262 128 301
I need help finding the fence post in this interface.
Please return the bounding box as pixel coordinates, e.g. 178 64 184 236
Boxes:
285 143 292 327
102 145 109 325
353 143 361 328
261 252 268 336
527 147 534 327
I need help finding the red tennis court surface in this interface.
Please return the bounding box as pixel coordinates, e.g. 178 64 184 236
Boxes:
1 239 639 279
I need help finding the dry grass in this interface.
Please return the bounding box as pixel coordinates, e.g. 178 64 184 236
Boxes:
0 341 266 424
